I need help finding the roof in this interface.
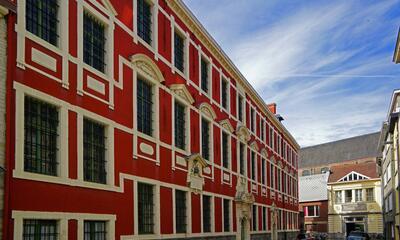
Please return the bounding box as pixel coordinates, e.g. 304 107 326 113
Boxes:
394 27 400 63
328 160 378 183
299 172 329 202
299 132 380 168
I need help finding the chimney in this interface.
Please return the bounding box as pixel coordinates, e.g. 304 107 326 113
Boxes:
267 103 277 114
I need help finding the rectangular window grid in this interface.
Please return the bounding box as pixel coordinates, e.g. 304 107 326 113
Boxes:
239 143 245 175
222 132 229 168
252 206 257 231
366 188 374 201
250 108 255 132
201 58 209 93
221 79 228 109
137 78 153 136
138 183 154 234
174 101 186 150
223 199 230 232
261 159 266 185
262 207 267 231
238 95 243 122
251 152 256 181
84 221 107 240
174 31 185 72
23 219 58 240
83 118 107 184
137 0 152 44
24 96 59 176
83 12 106 73
202 195 211 233
175 190 187 233
26 0 59 46
201 118 210 161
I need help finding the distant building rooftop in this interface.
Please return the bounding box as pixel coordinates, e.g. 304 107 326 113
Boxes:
299 132 380 168
328 160 378 183
299 172 330 202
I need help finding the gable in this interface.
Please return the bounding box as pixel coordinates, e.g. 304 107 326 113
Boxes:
338 171 370 182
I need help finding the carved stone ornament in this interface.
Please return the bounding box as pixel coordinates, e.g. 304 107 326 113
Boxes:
199 102 217 120
219 119 234 133
131 54 165 83
186 154 208 194
235 176 255 204
261 148 268 158
236 125 251 142
170 84 195 104
249 141 259 152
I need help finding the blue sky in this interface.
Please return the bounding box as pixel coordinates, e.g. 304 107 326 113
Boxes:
184 0 400 147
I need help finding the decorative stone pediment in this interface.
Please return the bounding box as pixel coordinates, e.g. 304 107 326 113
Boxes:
219 119 234 133
277 161 283 168
199 102 217 120
236 125 251 142
271 156 277 164
170 84 194 104
131 54 165 83
284 166 288 172
249 141 259 151
186 154 208 193
261 148 268 158
101 0 118 16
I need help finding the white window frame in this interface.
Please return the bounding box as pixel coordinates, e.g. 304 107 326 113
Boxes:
133 0 159 54
237 140 247 177
171 21 189 77
223 198 232 233
77 113 115 187
250 150 257 182
14 87 69 183
237 93 245 124
261 158 266 185
305 205 319 217
201 194 215 233
221 129 231 170
200 115 214 164
173 189 190 235
220 75 230 113
199 53 212 96
172 98 191 153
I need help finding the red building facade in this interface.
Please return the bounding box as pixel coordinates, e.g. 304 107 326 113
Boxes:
4 0 300 239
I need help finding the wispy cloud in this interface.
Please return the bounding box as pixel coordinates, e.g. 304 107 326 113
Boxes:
184 0 400 147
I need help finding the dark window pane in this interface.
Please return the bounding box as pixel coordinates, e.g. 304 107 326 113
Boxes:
250 108 254 132
26 0 59 45
262 159 266 184
84 221 107 240
238 95 243 122
138 183 154 234
251 152 256 181
221 79 228 109
174 101 186 150
137 0 152 44
174 32 185 72
201 58 209 93
23 219 58 240
239 143 245 175
175 190 187 233
222 132 229 168
137 78 153 136
202 196 211 233
83 118 106 184
83 12 106 72
201 118 210 160
223 199 230 232
252 206 257 231
24 97 59 176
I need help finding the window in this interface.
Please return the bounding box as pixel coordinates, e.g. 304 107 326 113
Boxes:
137 78 153 136
83 119 106 184
221 78 229 110
239 143 245 175
335 191 342 203
277 169 281 191
200 57 209 93
202 195 211 233
345 190 352 203
366 188 374 201
238 95 243 122
84 221 107 240
304 206 319 217
261 159 266 185
223 199 230 232
201 118 210 161
26 0 59 46
355 189 362 202
251 151 256 181
252 205 257 231
260 120 264 141
137 0 152 45
222 132 229 168
83 12 106 73
138 183 154 234
174 31 185 72
24 97 59 176
23 219 58 239
321 167 329 173
262 206 267 231
250 108 255 132
269 128 274 149
174 101 186 150
270 163 275 189
175 190 187 233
